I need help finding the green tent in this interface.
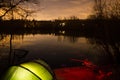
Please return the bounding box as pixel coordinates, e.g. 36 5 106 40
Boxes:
2 59 55 80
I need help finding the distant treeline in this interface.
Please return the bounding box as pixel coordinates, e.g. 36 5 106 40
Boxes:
0 19 120 33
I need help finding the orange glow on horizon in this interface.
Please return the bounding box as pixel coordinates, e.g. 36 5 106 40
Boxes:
30 0 94 20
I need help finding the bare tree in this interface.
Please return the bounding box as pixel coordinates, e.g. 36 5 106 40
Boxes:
0 0 39 20
93 0 106 19
107 0 120 19
91 0 120 19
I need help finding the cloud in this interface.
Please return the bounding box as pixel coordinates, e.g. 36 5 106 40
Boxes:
32 0 94 20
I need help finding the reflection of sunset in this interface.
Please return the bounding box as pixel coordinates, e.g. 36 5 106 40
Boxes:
0 35 10 47
0 35 23 48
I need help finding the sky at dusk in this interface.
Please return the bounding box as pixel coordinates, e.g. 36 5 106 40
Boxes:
30 0 94 20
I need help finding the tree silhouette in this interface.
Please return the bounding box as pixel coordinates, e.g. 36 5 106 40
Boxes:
107 0 120 19
93 0 106 19
91 0 120 19
0 0 39 20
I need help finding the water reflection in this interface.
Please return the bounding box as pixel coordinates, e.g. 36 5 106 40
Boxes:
57 35 78 43
0 33 120 65
0 32 120 80
87 37 120 65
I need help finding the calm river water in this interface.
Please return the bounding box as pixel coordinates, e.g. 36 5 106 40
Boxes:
0 33 120 80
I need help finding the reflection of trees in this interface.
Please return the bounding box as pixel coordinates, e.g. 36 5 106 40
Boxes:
65 36 78 43
87 36 120 64
0 34 9 48
57 35 78 43
0 34 28 65
0 34 7 43
0 34 28 77
0 34 24 47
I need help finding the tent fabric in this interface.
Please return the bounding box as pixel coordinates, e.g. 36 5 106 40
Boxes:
1 59 54 80
21 62 53 80
2 66 41 80
34 59 54 76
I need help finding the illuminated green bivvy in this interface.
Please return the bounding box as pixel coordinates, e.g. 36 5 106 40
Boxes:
2 59 54 80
